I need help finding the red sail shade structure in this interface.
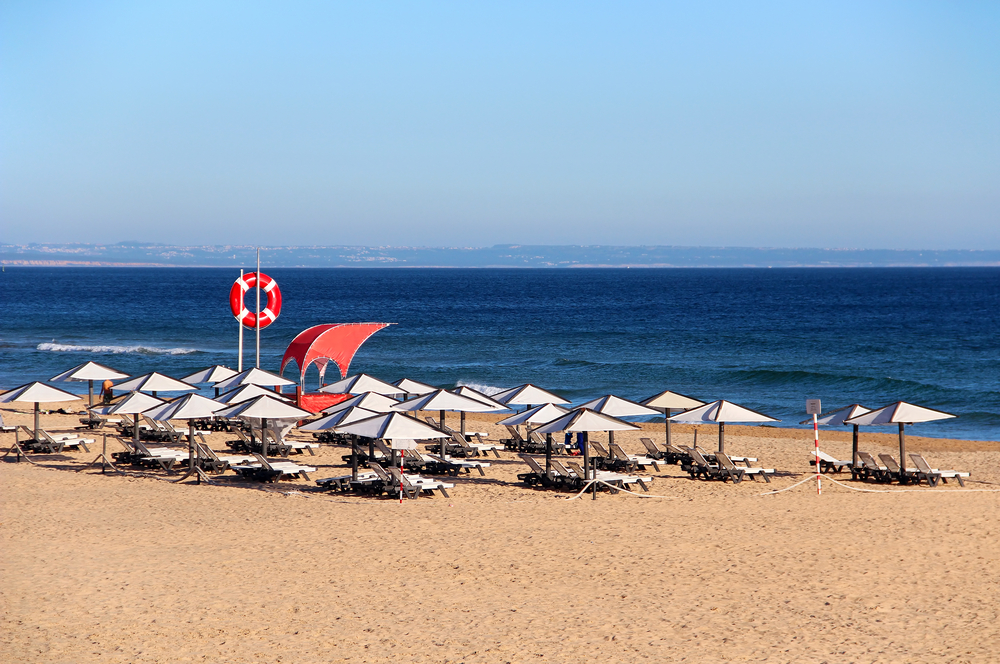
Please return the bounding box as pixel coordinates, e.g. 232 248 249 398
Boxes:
280 323 395 388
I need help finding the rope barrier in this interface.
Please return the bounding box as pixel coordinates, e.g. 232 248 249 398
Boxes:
759 474 1000 496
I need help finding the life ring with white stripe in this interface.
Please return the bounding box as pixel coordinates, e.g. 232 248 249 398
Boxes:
229 272 282 329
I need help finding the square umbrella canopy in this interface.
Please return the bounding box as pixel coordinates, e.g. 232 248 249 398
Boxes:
669 399 779 453
0 382 81 441
182 366 238 396
92 391 166 448
451 386 508 410
50 362 129 407
798 404 870 466
216 383 293 405
299 406 380 431
533 408 639 484
576 394 660 450
319 373 400 396
640 389 705 450
335 411 450 441
391 388 504 440
214 394 312 461
844 401 957 480
213 367 296 392
497 402 570 472
493 384 570 407
114 372 197 398
143 393 226 472
392 378 438 397
323 391 399 414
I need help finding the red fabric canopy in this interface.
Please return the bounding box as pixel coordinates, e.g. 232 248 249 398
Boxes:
280 323 393 385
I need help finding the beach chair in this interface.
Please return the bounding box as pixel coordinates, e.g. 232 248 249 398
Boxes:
517 454 553 486
141 415 177 443
609 442 659 471
232 454 316 482
566 460 651 493
524 431 548 454
30 429 93 453
681 448 722 480
425 453 489 476
716 452 774 483
133 439 190 471
194 440 255 473
878 454 915 484
472 434 503 457
809 450 852 474
909 454 969 487
589 440 611 469
388 466 453 498
550 459 585 490
855 452 892 483
640 437 690 465
502 425 526 451
315 470 380 492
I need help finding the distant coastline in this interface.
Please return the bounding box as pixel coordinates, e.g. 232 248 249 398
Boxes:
3 243 1000 268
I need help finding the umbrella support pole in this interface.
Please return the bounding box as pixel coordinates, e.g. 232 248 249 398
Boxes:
2 428 38 465
79 433 124 475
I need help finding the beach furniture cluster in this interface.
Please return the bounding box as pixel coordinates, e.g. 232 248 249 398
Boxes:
0 361 971 498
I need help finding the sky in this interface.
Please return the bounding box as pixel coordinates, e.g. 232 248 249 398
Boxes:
2 1 998 249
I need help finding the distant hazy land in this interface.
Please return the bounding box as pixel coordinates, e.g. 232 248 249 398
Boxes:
2 243 999 268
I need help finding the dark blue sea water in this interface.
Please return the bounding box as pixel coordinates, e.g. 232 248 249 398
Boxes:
1 267 998 441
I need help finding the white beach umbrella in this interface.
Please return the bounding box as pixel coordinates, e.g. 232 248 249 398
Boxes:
0 382 80 443
392 389 504 443
213 367 296 392
182 365 238 396
214 394 311 460
641 390 706 451
451 386 507 410
493 384 570 408
799 404 871 466
319 373 399 396
50 361 129 407
216 383 293 405
300 405 382 481
95 391 166 448
392 378 438 398
143 393 226 476
323 391 399 415
577 394 660 449
669 400 779 453
335 411 450 441
114 372 197 398
534 408 639 486
845 401 957 480
497 403 570 472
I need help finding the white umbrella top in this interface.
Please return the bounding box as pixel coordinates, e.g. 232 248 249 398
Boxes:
299 406 380 431
493 383 570 406
213 367 296 391
799 404 870 426
323 391 399 414
451 386 507 410
392 377 438 395
577 394 660 419
143 393 224 421
0 382 80 404
533 408 640 434
216 383 293 405
182 365 238 384
319 373 400 396
99 391 165 415
496 402 569 426
844 401 957 426
335 411 450 440
214 394 311 420
641 389 705 411
114 372 197 394
669 399 779 424
392 389 505 414
50 361 129 383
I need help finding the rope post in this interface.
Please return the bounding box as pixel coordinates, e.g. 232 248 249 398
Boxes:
255 248 261 369
814 413 821 495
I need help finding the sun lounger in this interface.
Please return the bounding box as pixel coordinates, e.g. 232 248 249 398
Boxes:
502 424 527 451
809 450 852 474
518 454 555 486
424 453 489 476
716 452 774 483
909 454 969 487
565 460 651 493
133 439 190 471
878 454 917 483
855 451 892 483
549 459 586 490
316 470 380 491
681 447 722 480
194 440 256 473
609 442 660 472
231 454 316 482
639 437 689 464
30 429 93 453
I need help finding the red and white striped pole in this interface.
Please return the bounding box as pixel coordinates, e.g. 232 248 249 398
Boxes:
814 412 821 495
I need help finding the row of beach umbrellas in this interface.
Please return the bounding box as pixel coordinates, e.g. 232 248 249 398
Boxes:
1 362 957 483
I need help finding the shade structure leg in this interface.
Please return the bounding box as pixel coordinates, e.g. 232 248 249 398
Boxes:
261 417 268 461
545 433 552 474
79 433 125 475
439 409 446 433
898 423 907 483
718 422 725 453
171 420 214 484
34 402 40 443
88 380 94 408
664 408 672 452
852 424 860 468
351 435 358 482
460 411 466 436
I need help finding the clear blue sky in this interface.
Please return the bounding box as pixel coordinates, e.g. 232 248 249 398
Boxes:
2 1 998 249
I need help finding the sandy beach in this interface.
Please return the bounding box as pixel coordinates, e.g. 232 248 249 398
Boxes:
3 399 1000 663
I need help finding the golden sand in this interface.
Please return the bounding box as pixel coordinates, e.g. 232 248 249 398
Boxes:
2 400 999 663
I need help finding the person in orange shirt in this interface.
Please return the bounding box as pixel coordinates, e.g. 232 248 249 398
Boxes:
101 379 114 404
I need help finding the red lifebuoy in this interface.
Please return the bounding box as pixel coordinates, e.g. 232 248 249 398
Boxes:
230 272 282 329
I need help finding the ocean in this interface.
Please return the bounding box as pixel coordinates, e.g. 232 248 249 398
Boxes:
1 267 998 441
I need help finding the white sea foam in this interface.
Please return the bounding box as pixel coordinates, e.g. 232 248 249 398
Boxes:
36 342 199 355
455 380 505 396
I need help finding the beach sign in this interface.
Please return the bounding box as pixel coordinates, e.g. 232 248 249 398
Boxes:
806 399 822 415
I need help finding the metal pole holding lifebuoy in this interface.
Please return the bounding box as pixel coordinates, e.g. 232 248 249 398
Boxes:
238 269 244 372
256 247 261 369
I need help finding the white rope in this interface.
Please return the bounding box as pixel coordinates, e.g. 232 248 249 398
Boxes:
760 473 1000 496
565 478 675 500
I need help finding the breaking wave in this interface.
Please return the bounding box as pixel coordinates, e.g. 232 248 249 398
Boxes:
454 380 505 396
36 342 200 356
